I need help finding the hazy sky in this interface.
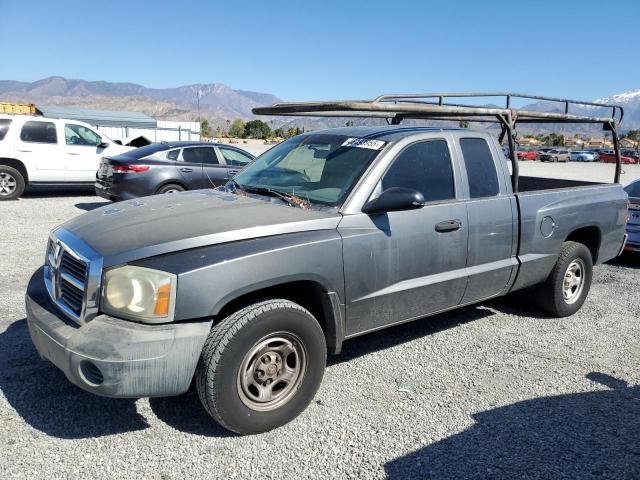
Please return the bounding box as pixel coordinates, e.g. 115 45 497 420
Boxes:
1 0 638 101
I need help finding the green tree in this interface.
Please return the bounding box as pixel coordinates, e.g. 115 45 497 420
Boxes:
273 128 284 138
229 119 246 138
199 118 211 137
244 120 271 139
458 120 469 129
622 130 640 147
285 127 298 138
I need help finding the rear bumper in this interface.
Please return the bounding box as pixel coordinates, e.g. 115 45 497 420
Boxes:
26 269 212 398
625 227 640 253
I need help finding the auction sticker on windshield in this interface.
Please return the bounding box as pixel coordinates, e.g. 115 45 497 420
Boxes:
341 138 386 150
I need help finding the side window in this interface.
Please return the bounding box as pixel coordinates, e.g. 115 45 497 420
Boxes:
166 149 180 161
380 140 455 203
219 147 253 167
0 119 11 141
182 147 218 165
64 124 101 146
459 138 500 198
20 121 57 144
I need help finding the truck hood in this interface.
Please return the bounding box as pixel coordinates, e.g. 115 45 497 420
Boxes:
61 190 341 266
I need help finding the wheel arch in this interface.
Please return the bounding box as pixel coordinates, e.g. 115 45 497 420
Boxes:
213 280 345 355
0 157 29 184
155 179 187 193
565 225 601 263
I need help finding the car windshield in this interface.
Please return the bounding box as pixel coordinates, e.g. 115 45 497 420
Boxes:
624 181 640 198
231 133 385 207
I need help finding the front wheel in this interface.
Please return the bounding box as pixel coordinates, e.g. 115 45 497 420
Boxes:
535 241 593 317
196 299 326 434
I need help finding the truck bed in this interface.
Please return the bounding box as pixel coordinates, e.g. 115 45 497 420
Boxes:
510 180 627 292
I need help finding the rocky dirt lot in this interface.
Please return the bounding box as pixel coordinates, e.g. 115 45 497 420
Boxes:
1 174 639 479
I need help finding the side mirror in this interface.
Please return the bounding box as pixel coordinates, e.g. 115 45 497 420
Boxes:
98 141 109 149
362 187 425 214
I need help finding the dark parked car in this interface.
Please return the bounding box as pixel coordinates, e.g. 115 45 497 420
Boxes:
95 141 255 201
624 179 640 253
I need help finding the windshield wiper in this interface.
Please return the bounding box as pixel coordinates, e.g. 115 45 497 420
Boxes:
240 185 309 209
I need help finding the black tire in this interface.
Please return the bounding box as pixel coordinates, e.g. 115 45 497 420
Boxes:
535 241 593 317
156 183 185 194
196 299 326 434
0 165 25 200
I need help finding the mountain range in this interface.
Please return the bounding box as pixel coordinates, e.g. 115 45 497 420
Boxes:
1 76 639 133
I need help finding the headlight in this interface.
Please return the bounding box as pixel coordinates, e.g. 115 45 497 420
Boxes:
101 266 176 323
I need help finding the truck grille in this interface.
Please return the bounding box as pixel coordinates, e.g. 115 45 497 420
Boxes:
58 251 87 315
60 251 87 282
44 230 103 324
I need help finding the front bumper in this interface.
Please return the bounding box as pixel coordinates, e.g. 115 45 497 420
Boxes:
26 268 212 398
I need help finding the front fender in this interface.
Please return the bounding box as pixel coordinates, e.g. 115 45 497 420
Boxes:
132 230 345 321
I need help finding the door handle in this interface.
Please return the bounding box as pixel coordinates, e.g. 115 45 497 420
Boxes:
180 167 193 173
435 219 462 233
17 149 32 153
66 152 80 155
228 169 239 175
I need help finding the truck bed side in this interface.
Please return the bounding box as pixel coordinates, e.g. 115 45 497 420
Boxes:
510 183 628 291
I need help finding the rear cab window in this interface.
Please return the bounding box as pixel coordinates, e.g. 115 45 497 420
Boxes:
459 137 500 198
0 119 11 140
20 121 58 144
377 139 456 203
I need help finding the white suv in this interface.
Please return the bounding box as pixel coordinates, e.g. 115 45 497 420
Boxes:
0 114 134 200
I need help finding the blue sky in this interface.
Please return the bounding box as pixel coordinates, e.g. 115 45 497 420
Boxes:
1 0 638 101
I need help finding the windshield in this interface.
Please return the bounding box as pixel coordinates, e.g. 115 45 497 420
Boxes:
232 133 385 206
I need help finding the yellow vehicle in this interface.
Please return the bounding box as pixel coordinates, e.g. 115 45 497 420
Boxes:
0 102 36 115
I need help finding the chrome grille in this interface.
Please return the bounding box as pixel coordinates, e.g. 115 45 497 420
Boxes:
59 279 84 315
44 229 103 324
60 251 87 282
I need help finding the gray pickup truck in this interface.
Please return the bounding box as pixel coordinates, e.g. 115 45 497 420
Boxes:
26 103 628 434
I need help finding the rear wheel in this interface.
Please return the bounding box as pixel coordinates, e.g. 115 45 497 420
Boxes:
0 166 25 200
156 183 185 194
535 241 593 317
196 299 326 434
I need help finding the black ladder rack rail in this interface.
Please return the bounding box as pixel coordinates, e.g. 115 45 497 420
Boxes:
252 92 625 191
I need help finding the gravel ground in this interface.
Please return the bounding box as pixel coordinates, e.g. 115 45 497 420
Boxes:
1 168 639 479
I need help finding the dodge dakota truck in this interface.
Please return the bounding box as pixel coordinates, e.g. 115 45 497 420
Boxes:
26 93 629 434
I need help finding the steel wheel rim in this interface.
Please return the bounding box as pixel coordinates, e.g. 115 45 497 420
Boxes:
0 172 17 196
237 331 307 412
164 188 179 194
563 258 586 304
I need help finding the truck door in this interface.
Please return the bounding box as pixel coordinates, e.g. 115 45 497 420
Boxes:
340 138 469 336
62 123 106 182
17 120 66 182
456 136 516 303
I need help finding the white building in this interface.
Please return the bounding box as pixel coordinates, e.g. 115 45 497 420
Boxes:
37 105 201 144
